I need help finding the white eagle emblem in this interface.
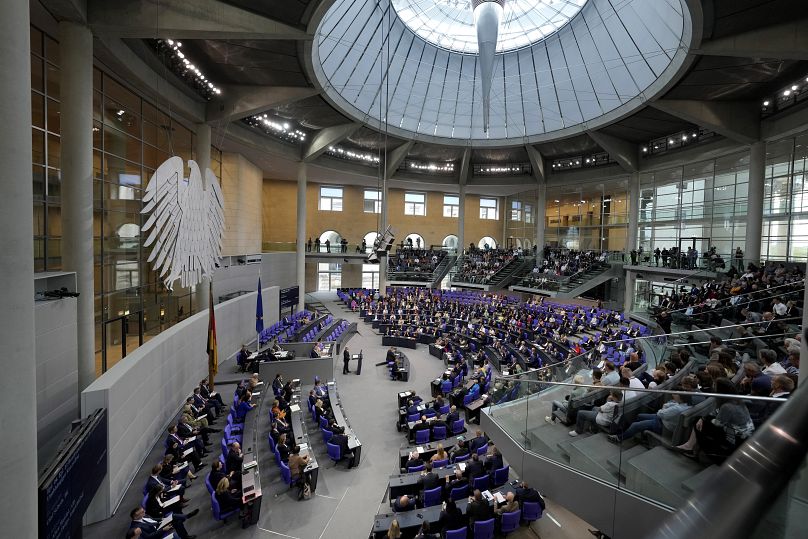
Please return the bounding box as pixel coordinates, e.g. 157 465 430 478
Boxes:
141 156 225 290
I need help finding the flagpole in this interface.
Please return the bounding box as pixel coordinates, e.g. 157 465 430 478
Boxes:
208 279 217 393
256 265 262 353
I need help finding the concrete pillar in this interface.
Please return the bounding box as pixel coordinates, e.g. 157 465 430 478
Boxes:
624 270 636 313
0 0 38 534
60 22 95 396
195 123 212 311
745 141 765 264
536 184 546 260
458 182 466 255
296 163 306 311
626 172 640 257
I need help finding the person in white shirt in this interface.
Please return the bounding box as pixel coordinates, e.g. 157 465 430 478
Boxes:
621 367 645 400
759 349 786 376
570 391 622 436
772 297 788 317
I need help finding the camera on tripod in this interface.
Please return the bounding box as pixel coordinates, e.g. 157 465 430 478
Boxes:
41 287 80 299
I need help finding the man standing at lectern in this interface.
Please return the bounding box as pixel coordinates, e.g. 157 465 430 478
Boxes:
343 347 351 374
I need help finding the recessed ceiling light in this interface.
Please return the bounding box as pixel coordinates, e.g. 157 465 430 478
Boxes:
763 100 770 106
784 90 791 96
792 85 799 91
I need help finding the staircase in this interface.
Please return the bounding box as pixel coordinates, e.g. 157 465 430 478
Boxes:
429 254 457 288
555 263 621 298
488 257 534 290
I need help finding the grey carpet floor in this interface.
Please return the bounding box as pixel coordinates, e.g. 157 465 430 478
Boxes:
83 291 595 539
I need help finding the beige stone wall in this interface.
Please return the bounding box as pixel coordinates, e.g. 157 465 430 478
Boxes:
262 179 504 248
221 153 262 255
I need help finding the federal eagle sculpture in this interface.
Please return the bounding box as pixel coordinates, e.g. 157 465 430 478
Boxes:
141 156 225 290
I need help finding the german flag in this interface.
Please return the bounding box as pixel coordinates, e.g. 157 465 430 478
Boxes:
207 280 218 379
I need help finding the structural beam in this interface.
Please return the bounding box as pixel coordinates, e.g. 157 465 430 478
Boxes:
694 18 808 60
458 147 472 186
385 141 413 180
588 131 639 172
650 99 760 144
88 0 310 39
458 148 471 256
206 86 319 124
39 0 88 23
524 144 546 183
302 123 362 163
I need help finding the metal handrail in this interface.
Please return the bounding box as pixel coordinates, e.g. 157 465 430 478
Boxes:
645 361 807 539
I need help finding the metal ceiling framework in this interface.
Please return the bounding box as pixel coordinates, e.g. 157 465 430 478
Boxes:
38 0 808 191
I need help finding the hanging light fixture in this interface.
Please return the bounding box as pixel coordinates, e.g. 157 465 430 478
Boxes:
472 0 505 133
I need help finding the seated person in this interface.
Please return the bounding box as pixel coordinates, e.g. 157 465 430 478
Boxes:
128 505 189 539
466 489 494 527
449 440 470 462
484 446 503 475
494 491 519 516
430 443 448 464
514 481 545 509
288 445 313 500
608 392 692 444
417 462 441 493
468 430 487 454
570 391 622 436
437 500 466 535
214 477 243 515
444 468 467 496
403 451 424 472
165 425 204 473
271 400 287 421
276 433 291 463
234 392 256 422
208 460 231 493
414 521 439 539
463 453 485 480
331 431 356 468
392 494 415 512
430 415 448 438
144 485 197 539
410 416 431 440
446 406 460 429
225 442 244 477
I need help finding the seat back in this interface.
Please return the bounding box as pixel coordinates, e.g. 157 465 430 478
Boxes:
407 464 425 473
327 441 342 462
441 380 452 394
321 428 333 443
280 460 292 484
407 413 420 423
476 443 488 456
473 518 495 539
521 501 542 522
267 433 276 454
439 404 450 415
492 465 509 486
450 484 469 501
423 486 442 507
451 418 464 434
453 453 470 463
415 429 431 444
205 473 214 494
445 528 467 539
432 425 447 440
500 510 521 533
472 475 489 491
432 458 449 468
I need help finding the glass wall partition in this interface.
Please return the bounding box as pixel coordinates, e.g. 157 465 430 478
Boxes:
762 133 808 261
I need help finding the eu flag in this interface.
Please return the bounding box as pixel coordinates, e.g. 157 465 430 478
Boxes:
255 277 264 334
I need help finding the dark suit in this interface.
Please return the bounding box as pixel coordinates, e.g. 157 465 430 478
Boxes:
418 472 441 492
469 436 486 455
226 449 243 476
446 412 460 430
405 457 424 470
343 349 351 374
392 497 415 512
429 420 447 438
215 489 243 514
147 475 184 499
437 508 466 533
484 453 503 474
209 470 227 492
130 520 177 539
277 442 290 463
331 433 355 467
514 486 545 509
464 459 484 480
466 497 494 526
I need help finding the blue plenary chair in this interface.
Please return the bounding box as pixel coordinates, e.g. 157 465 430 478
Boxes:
492 465 509 487
439 404 450 415
432 425 447 440
473 518 495 539
432 458 449 468
415 429 431 444
449 484 468 501
500 509 521 535
522 501 543 524
445 528 467 539
441 380 452 394
327 442 342 464
205 473 215 494
451 419 464 435
476 443 488 456
407 464 425 473
472 475 489 491
211 492 239 523
407 413 420 423
321 428 333 444
423 486 442 507
453 453 470 463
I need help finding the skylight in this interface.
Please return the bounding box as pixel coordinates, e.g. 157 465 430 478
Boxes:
391 0 588 54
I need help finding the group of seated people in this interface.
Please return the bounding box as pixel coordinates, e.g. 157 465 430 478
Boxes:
127 379 229 538
452 248 518 284
389 249 446 280
306 379 358 469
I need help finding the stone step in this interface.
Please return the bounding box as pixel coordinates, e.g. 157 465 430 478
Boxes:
605 443 647 475
564 433 636 484
525 423 585 464
681 464 719 493
624 446 708 508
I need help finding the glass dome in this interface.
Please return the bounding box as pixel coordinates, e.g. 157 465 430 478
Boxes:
391 0 588 54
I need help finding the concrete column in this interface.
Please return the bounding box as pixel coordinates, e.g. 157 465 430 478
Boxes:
458 182 466 255
0 0 38 534
626 172 640 256
296 163 306 311
60 22 95 396
536 184 546 260
195 123 212 311
624 269 636 313
745 141 765 264
378 179 389 294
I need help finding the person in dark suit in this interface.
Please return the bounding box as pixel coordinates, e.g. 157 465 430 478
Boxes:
225 442 243 477
464 453 485 480
386 347 397 363
214 477 243 515
468 430 487 455
165 426 204 473
417 462 441 493
410 416 431 441
484 446 503 473
446 405 460 431
276 434 291 463
331 432 356 467
129 505 191 539
444 468 466 497
449 440 470 462
147 464 186 501
343 347 351 374
437 499 466 535
514 481 545 510
429 416 447 439
406 399 422 417
208 460 231 493
392 494 415 512
404 451 424 471
144 486 198 539
466 489 494 527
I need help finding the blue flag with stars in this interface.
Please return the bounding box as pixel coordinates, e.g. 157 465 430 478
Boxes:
255 277 264 334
